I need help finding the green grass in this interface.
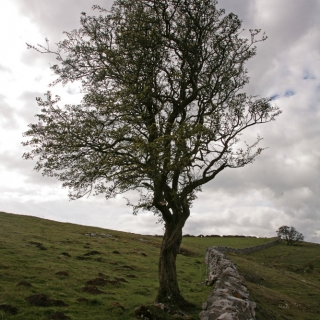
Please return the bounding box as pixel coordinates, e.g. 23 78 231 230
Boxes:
0 211 319 319
229 242 320 320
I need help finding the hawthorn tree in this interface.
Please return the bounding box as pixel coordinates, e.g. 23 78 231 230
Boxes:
277 226 304 246
23 0 281 307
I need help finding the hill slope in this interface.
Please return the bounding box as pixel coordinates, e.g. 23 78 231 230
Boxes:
0 211 319 319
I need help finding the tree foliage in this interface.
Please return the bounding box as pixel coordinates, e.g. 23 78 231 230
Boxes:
23 0 281 307
277 226 304 246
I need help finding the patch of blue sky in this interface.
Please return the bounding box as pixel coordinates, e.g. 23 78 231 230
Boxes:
303 70 316 80
284 90 295 97
270 94 279 101
270 91 296 100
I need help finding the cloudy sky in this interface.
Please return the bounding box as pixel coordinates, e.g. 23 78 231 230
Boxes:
1 0 319 243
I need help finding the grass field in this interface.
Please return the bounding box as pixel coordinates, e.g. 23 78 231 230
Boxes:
0 211 319 319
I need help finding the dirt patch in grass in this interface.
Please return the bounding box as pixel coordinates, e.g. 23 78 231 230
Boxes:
82 285 104 294
115 277 128 283
86 278 109 286
0 304 18 315
76 256 91 260
116 265 134 270
47 312 71 320
83 250 101 256
242 270 266 285
17 281 32 287
126 274 137 278
77 297 89 303
61 252 71 257
81 285 115 295
28 241 47 250
95 257 105 262
112 301 125 311
25 294 68 307
134 304 194 320
179 247 198 257
87 278 121 287
56 271 69 276
98 272 109 278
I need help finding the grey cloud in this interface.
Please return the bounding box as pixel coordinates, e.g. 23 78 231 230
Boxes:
202 143 320 209
0 196 162 236
18 1 113 68
16 0 114 39
217 0 320 46
217 0 255 23
226 0 320 96
0 94 18 129
0 64 12 73
18 91 43 124
0 151 60 187
188 192 320 243
185 207 286 237
21 47 56 68
188 82 320 242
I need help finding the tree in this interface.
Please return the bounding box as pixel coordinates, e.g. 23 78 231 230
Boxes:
23 0 281 308
277 226 304 246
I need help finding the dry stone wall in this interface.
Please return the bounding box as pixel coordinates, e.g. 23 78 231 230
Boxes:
199 248 256 320
199 240 279 320
211 238 279 255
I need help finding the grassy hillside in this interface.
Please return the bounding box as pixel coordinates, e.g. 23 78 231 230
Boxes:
0 211 319 319
230 242 320 319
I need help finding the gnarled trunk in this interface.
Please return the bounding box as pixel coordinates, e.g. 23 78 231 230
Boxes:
155 214 191 308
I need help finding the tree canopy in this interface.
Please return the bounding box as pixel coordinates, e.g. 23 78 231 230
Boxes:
23 0 281 308
277 226 304 246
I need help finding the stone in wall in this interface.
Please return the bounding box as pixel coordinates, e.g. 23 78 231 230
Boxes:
199 248 256 320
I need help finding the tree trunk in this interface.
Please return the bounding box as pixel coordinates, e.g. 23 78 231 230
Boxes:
155 218 191 308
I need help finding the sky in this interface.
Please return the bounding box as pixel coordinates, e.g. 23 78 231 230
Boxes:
0 0 319 243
